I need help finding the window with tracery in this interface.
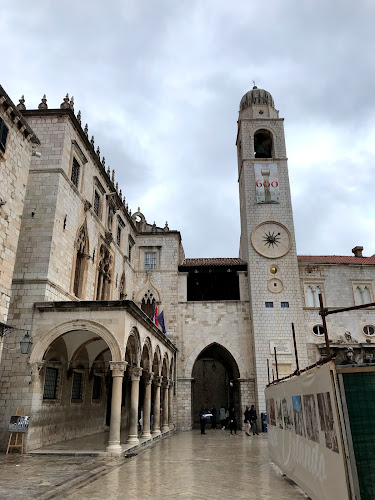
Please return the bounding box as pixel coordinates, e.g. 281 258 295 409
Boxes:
141 289 156 319
71 158 80 188
354 285 373 306
96 244 113 300
305 285 322 308
73 225 88 298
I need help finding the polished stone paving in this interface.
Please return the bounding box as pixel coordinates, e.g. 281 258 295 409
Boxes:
0 430 307 499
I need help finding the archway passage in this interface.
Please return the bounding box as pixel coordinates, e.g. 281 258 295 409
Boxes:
191 343 240 426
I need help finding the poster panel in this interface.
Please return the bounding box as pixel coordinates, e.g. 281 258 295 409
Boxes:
265 362 350 500
254 162 280 204
9 415 30 432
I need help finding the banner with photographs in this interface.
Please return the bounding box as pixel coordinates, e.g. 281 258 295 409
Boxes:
9 415 30 432
265 362 350 500
254 162 280 204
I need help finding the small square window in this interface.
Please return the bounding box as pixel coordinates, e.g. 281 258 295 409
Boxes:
0 117 9 153
93 191 100 217
92 375 101 400
144 252 156 270
71 371 83 400
281 302 289 308
265 302 274 308
117 226 122 246
71 158 80 188
43 367 59 400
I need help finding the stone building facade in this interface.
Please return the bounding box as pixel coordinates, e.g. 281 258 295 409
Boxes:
0 86 375 452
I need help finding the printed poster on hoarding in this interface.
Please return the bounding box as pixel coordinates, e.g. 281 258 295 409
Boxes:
254 162 280 204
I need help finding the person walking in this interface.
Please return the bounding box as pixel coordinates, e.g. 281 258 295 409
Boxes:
229 407 237 436
250 405 259 435
199 406 206 435
225 408 230 428
244 406 251 436
219 405 226 430
211 405 217 430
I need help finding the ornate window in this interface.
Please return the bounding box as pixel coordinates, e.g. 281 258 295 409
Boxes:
73 225 88 298
93 190 100 217
254 129 273 159
304 284 323 308
96 244 113 300
116 216 125 247
128 236 135 263
71 158 80 188
353 284 373 306
141 289 156 319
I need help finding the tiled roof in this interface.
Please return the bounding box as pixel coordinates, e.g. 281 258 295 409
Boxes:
298 255 375 265
180 258 247 267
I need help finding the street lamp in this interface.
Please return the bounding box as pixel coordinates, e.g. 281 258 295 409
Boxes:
19 332 32 354
0 323 33 355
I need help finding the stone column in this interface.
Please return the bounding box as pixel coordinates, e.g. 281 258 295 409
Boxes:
162 379 170 432
168 381 174 429
142 371 154 439
126 366 143 444
152 375 163 436
106 361 127 455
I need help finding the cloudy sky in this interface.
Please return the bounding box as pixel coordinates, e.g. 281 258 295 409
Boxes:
2 0 375 258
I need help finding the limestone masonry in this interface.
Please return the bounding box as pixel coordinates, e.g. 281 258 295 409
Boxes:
0 85 374 453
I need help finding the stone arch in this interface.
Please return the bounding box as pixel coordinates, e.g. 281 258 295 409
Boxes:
152 345 162 375
254 127 274 159
162 353 169 377
141 337 153 371
135 277 161 304
71 219 90 298
125 327 141 366
29 319 123 365
184 340 246 379
169 356 174 381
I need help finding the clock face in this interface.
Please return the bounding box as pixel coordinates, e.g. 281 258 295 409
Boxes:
251 222 291 259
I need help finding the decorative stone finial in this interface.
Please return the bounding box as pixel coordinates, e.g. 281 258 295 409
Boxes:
70 96 74 110
129 209 132 216
38 94 48 110
84 123 88 136
16 95 26 111
102 156 105 167
96 146 100 157
112 170 115 183
90 136 95 148
123 196 126 205
116 182 118 192
77 110 81 124
119 189 122 198
107 166 110 176
138 207 140 212
164 221 169 231
60 93 70 109
152 221 157 232
126 203 128 211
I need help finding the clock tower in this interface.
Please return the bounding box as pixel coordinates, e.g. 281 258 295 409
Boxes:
237 86 308 412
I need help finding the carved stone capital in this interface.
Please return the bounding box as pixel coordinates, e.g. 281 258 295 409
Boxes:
128 366 143 381
162 378 171 389
105 231 113 245
109 361 127 377
84 200 92 212
143 370 154 385
153 375 163 387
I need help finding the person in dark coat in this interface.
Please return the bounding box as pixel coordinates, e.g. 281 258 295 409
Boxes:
229 407 237 436
244 406 251 436
250 405 259 435
199 406 206 435
211 406 217 430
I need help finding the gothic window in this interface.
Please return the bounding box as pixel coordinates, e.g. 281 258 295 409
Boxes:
254 129 273 159
141 290 156 319
305 285 322 308
96 244 113 300
117 226 122 246
119 272 126 299
363 287 372 304
43 367 59 400
71 157 80 188
93 190 100 217
144 252 157 270
73 225 88 298
128 236 134 263
353 284 373 306
0 117 9 153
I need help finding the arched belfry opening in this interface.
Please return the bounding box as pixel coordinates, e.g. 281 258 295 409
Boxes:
254 129 273 158
191 343 241 426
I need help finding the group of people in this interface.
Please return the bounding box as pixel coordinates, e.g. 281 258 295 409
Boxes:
199 404 258 436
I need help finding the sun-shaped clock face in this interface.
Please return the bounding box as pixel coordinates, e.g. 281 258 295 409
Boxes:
251 222 291 258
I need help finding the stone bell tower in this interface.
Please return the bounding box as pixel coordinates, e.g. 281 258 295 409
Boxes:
236 86 308 412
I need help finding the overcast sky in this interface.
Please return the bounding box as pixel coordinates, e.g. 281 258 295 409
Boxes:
2 0 375 258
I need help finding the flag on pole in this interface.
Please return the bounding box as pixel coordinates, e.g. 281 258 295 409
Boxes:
158 310 166 334
153 305 159 326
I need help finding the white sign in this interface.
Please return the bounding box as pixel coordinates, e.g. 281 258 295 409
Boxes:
270 339 292 355
265 362 350 500
254 162 280 204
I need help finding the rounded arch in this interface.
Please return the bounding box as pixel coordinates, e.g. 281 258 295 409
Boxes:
254 127 274 159
29 319 123 365
161 353 169 377
185 341 246 379
140 337 153 371
125 327 141 366
152 345 162 375
169 356 174 381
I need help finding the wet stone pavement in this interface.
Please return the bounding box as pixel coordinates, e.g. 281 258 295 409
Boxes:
0 430 307 499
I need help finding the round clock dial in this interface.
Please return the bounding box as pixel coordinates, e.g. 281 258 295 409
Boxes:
251 222 291 259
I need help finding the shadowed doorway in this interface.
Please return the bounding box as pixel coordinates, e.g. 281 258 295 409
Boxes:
191 343 240 426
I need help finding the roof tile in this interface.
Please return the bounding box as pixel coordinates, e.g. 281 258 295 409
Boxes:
298 255 375 265
180 258 247 267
